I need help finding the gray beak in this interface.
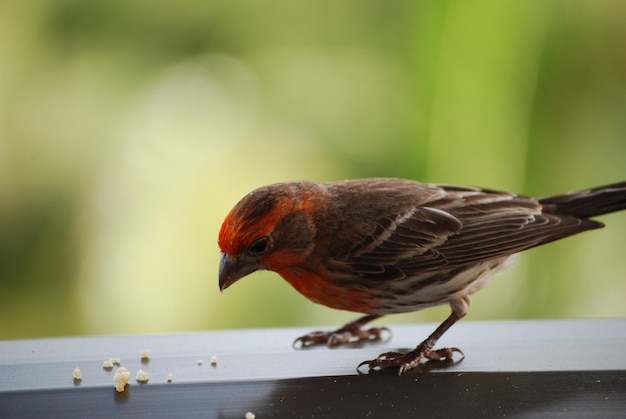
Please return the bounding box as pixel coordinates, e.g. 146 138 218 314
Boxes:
218 253 261 291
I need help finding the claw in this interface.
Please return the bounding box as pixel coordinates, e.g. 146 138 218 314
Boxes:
357 351 404 372
357 346 464 376
292 331 332 349
293 326 392 349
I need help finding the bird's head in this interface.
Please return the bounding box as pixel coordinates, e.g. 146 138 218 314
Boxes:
218 182 323 291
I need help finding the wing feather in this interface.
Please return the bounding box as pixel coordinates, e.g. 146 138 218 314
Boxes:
327 182 597 281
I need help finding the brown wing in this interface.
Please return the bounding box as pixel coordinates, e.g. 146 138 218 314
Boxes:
326 181 600 281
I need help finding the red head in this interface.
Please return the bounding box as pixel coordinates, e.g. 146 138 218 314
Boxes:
218 182 324 291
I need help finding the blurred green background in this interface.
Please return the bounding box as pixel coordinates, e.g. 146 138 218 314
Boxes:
1 0 625 340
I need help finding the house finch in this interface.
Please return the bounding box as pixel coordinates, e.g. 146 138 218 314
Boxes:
218 178 626 375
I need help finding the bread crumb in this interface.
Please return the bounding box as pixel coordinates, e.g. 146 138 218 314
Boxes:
103 357 121 368
113 367 131 392
245 412 256 419
136 369 149 383
72 367 82 380
197 359 203 365
167 373 173 383
140 349 151 360
210 356 218 366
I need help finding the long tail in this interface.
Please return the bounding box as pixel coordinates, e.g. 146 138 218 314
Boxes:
539 181 626 219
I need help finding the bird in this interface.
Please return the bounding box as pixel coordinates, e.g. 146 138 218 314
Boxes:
218 178 626 375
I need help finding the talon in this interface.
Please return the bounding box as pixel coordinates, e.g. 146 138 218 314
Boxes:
356 351 404 373
357 346 463 375
375 351 404 362
292 331 329 349
293 316 391 349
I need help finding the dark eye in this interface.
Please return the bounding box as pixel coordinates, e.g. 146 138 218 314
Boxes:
249 236 270 254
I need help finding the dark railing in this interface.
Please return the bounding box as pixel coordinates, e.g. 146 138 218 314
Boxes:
1 319 625 418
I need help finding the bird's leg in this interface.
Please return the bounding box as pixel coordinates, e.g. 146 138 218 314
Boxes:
358 311 464 375
293 314 391 348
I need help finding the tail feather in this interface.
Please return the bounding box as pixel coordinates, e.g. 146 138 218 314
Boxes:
539 181 626 219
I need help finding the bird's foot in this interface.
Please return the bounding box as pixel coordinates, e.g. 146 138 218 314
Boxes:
358 345 464 375
293 324 391 349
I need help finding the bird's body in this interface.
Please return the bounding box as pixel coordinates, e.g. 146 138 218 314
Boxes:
218 178 626 375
